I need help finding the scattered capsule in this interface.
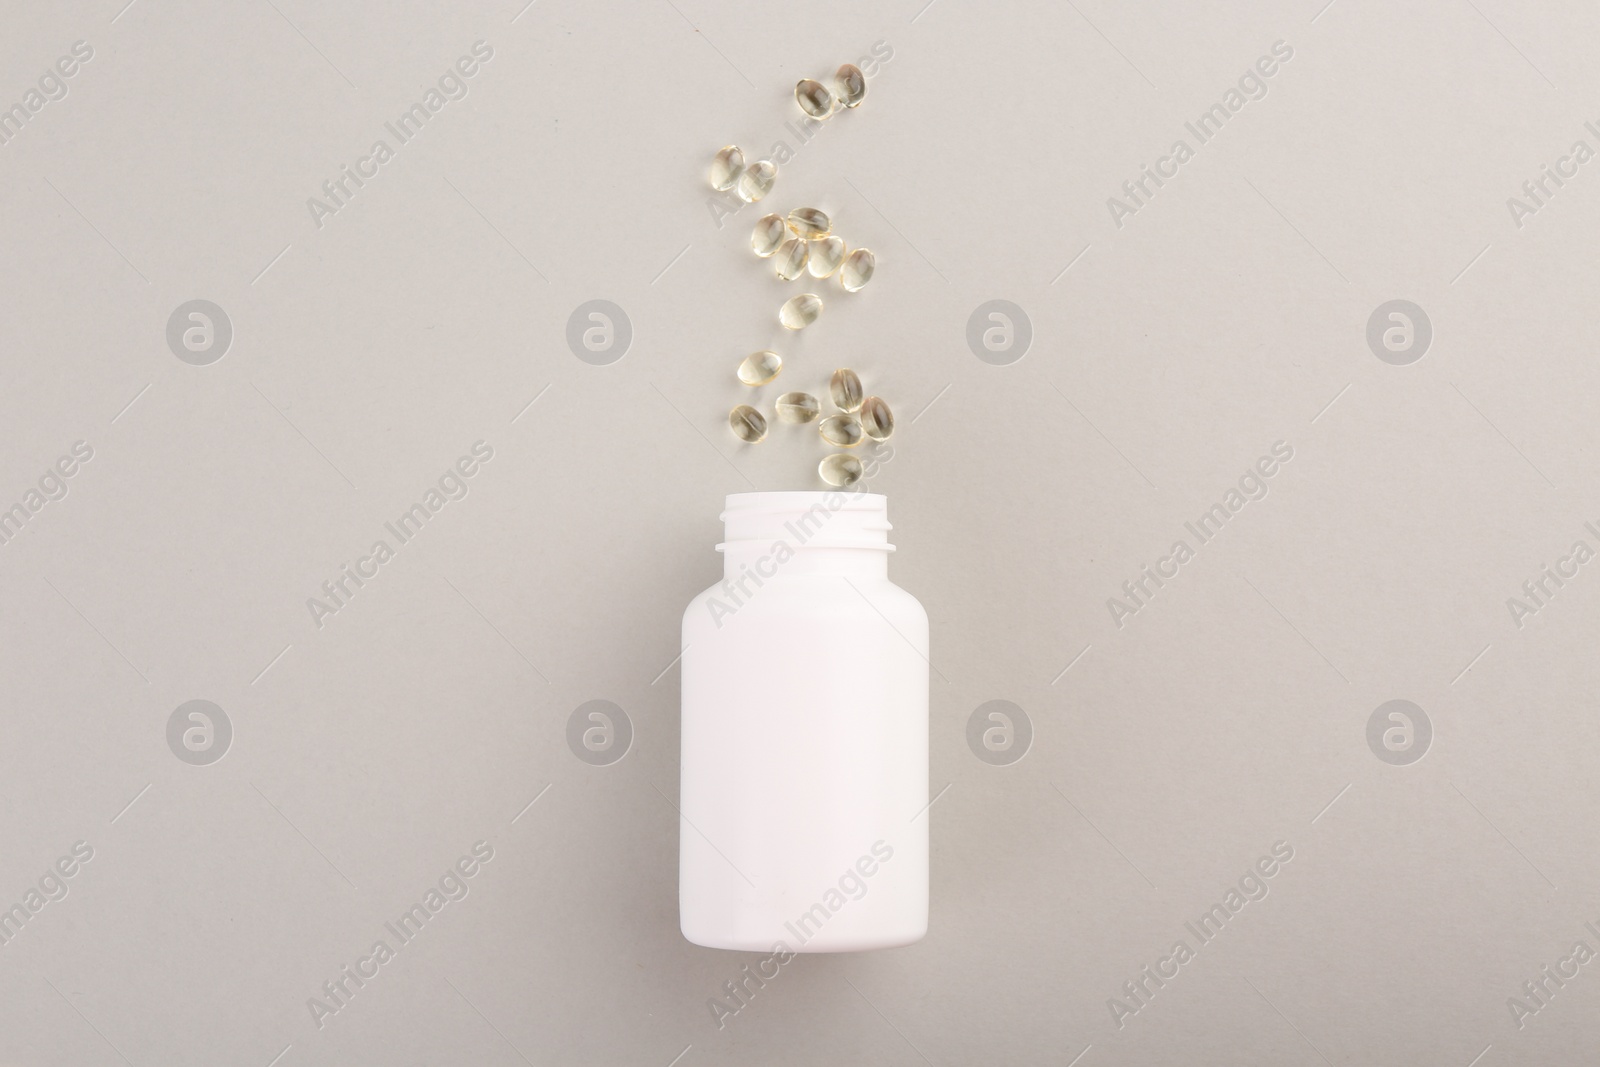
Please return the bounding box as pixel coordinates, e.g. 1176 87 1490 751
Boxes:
787 207 831 239
839 247 875 292
709 145 744 191
775 391 821 423
779 293 823 330
736 159 777 203
775 237 809 281
795 79 836 119
808 235 846 278
729 404 767 443
859 396 894 440
819 414 864 448
751 213 786 257
834 64 866 108
829 368 864 412
819 452 864 487
737 350 782 386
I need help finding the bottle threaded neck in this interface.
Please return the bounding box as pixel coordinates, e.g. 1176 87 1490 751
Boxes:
718 491 894 555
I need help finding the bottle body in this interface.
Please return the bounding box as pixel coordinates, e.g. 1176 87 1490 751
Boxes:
679 492 928 952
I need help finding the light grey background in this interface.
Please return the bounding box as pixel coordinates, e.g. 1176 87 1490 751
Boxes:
2 0 1597 1063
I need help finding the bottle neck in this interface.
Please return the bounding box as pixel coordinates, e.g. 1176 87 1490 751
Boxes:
722 542 888 578
718 491 895 579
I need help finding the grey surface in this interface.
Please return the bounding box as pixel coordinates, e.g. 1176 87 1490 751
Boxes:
1 0 1598 1063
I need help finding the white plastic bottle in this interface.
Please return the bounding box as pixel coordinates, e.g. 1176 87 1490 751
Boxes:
679 491 929 952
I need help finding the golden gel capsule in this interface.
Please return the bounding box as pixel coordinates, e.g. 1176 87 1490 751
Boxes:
834 64 866 108
819 414 864 448
737 350 782 386
795 79 836 119
752 214 786 257
779 293 823 330
775 237 809 281
737 159 777 203
729 405 767 443
839 247 875 292
808 235 846 278
829 368 863 412
860 396 893 440
787 207 831 239
819 452 864 487
709 145 744 191
775 391 820 423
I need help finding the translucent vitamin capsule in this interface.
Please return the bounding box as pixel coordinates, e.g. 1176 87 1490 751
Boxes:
775 237 809 281
779 293 823 330
859 395 893 440
819 414 864 448
808 235 846 278
709 145 744 191
819 453 864 487
751 214 786 257
775 391 820 423
829 368 864 412
839 247 875 292
736 159 777 203
737 350 782 386
795 79 836 119
834 64 866 108
787 207 831 239
729 404 767 443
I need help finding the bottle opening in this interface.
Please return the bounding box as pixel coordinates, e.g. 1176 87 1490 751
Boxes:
718 491 894 553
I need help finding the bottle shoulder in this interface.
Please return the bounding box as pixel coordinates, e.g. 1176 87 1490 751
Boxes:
682 573 925 638
862 578 927 619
